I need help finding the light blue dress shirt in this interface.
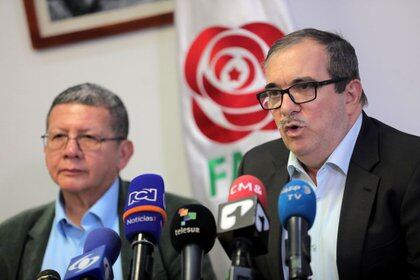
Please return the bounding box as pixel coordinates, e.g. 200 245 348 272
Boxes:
282 114 363 280
41 179 123 279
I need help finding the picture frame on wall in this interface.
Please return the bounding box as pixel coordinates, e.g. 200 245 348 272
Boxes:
23 0 174 49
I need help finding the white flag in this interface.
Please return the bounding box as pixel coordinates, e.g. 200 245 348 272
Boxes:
176 0 293 212
175 1 294 277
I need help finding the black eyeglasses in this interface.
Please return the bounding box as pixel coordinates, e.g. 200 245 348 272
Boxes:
256 77 349 110
41 133 126 151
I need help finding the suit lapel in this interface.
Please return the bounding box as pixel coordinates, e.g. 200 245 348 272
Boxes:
21 204 54 279
118 179 133 280
267 169 289 280
254 144 289 280
337 113 380 280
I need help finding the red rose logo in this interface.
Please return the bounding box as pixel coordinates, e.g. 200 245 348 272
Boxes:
184 22 284 143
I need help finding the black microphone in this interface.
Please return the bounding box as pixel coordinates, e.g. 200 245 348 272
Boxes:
36 269 61 280
217 175 270 280
170 204 216 280
279 180 317 280
123 174 167 280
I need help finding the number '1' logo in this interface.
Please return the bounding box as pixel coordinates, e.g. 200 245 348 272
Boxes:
219 199 254 230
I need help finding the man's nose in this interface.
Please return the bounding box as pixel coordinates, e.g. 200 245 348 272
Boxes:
280 93 300 116
63 137 82 156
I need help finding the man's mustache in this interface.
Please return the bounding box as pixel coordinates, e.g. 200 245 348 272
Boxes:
276 115 307 129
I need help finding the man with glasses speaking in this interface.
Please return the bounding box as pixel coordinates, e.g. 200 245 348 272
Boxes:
238 28 420 279
0 83 215 279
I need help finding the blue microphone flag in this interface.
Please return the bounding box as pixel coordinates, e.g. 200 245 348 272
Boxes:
278 179 316 229
83 227 121 265
64 227 121 280
123 173 167 243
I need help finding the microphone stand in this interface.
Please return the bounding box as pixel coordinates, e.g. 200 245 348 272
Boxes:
182 243 203 280
228 238 254 280
130 233 155 280
285 216 312 280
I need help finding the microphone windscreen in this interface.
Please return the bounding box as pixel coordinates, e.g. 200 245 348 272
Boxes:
83 227 121 265
36 269 61 280
278 179 316 229
228 175 267 208
170 204 216 253
123 173 167 243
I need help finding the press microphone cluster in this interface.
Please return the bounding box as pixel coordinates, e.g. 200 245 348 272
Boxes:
279 179 316 280
63 227 121 280
39 173 317 280
170 204 216 280
217 175 270 280
123 173 167 280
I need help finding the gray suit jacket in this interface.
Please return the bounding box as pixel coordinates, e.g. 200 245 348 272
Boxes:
238 112 420 280
0 179 216 280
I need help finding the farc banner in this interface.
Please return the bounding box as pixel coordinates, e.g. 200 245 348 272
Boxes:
176 0 294 213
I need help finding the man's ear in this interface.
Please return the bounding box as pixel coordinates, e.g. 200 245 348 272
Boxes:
117 140 134 171
344 79 363 114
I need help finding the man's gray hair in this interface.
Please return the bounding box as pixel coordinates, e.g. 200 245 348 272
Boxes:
46 83 129 138
265 28 367 106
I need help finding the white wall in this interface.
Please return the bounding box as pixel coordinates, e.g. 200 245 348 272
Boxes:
287 0 420 136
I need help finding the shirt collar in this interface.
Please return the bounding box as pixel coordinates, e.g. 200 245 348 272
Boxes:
53 178 120 234
54 193 68 229
326 113 363 175
287 113 363 177
88 178 119 229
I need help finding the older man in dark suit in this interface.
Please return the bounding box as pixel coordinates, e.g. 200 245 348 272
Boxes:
239 28 420 279
0 83 215 279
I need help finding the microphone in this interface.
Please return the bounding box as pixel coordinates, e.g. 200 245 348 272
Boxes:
63 227 121 280
278 179 316 280
217 175 270 280
123 174 167 280
169 204 216 280
228 175 268 209
36 269 61 280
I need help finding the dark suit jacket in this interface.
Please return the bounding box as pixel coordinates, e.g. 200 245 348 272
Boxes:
0 179 216 280
238 112 420 280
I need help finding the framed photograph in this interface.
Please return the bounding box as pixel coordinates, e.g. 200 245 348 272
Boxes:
23 0 174 49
